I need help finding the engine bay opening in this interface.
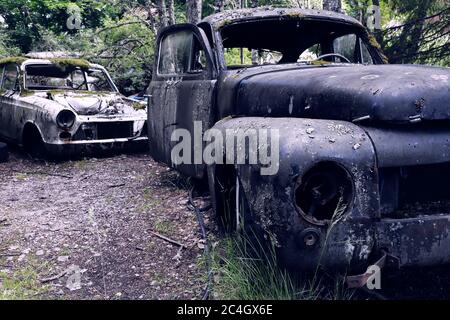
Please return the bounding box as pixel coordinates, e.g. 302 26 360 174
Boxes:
295 162 354 224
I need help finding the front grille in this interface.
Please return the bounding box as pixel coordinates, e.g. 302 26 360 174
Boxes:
380 162 450 218
97 122 133 140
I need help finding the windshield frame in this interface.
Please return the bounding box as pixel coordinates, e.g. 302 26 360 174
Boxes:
22 62 119 93
215 17 384 69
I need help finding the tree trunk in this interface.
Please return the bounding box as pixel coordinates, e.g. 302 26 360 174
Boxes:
167 0 176 25
322 0 341 12
186 0 202 24
156 0 168 28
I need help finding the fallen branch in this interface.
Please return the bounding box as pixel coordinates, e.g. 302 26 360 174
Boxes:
148 230 186 249
0 252 21 257
107 183 126 188
3 169 73 179
40 270 68 283
19 171 73 179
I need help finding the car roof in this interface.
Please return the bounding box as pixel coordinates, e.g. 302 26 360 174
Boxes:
200 7 363 30
0 53 101 70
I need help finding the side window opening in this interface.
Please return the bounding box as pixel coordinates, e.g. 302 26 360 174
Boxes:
333 34 358 63
69 69 88 90
158 30 207 75
333 34 374 64
2 64 19 91
360 40 374 64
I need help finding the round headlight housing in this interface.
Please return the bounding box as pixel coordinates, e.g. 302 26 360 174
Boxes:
294 162 354 225
56 110 76 129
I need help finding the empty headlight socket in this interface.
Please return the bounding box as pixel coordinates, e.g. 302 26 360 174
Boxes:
294 161 354 226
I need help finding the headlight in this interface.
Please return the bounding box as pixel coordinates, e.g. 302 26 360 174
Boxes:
56 110 76 129
294 162 353 225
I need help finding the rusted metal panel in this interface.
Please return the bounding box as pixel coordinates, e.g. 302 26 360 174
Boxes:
215 64 450 123
210 117 379 271
149 8 450 272
201 8 364 31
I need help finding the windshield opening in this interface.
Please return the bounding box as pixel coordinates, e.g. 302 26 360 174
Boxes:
25 64 116 92
221 19 375 68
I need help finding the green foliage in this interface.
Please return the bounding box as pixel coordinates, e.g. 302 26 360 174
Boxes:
343 0 449 66
92 15 155 94
224 48 253 65
6 10 156 95
0 0 121 52
0 0 447 95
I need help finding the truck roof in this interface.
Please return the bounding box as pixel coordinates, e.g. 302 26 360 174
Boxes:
200 7 364 30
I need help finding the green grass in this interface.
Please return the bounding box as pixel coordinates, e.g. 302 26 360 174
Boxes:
211 236 300 300
153 219 173 234
210 234 353 300
0 262 48 300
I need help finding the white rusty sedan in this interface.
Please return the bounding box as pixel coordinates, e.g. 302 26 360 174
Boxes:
0 53 148 158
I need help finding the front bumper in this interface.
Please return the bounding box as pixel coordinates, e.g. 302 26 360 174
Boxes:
44 136 148 157
275 212 450 273
375 215 450 268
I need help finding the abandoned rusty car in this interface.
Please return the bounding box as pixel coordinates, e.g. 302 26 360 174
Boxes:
0 54 148 157
147 8 450 278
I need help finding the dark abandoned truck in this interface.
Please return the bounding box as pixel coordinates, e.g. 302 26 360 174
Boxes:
147 8 450 281
0 54 148 158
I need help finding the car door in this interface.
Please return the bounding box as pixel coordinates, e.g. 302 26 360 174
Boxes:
0 63 20 141
148 24 217 179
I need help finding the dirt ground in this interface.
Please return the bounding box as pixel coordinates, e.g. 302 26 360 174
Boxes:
2 148 450 300
0 148 209 300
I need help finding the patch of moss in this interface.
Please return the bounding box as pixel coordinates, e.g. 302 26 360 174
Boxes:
363 32 389 64
0 56 27 66
367 33 382 50
310 60 331 66
45 89 112 96
285 12 305 18
217 19 233 28
132 102 146 110
379 52 389 64
19 89 35 97
49 58 91 70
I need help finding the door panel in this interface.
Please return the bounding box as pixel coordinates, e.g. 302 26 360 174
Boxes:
148 24 217 179
0 64 19 140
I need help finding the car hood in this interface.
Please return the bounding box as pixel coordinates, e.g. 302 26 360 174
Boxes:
220 64 450 123
28 91 144 116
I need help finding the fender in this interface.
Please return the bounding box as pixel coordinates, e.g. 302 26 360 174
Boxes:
208 117 380 271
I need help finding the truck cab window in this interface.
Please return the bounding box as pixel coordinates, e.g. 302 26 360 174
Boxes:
333 34 374 64
158 30 206 75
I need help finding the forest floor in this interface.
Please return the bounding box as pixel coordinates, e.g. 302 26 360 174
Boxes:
1 148 450 300
0 148 210 300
